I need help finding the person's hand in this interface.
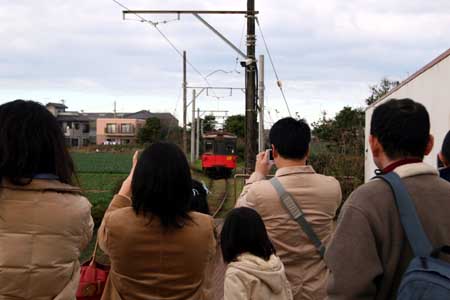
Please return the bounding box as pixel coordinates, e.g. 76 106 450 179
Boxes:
118 150 139 199
254 150 273 177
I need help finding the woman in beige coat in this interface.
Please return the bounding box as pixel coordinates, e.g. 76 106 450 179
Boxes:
0 100 94 299
98 143 216 300
221 207 293 300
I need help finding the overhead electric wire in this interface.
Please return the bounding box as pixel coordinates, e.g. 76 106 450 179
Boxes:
255 18 292 117
112 0 218 98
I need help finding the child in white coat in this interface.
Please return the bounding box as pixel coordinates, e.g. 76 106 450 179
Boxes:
221 207 293 300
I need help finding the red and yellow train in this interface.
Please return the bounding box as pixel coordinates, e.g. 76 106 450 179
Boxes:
201 131 238 178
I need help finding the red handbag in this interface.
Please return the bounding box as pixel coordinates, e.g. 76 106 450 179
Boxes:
76 239 110 300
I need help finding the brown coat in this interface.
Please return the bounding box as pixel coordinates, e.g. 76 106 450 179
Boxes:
326 163 450 300
0 179 94 300
98 195 217 300
236 166 342 300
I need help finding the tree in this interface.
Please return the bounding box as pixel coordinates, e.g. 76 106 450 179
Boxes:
365 77 400 105
224 115 245 138
312 106 364 154
203 115 217 132
137 117 161 144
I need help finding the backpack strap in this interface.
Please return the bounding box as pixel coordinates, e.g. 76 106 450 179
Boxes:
270 177 326 258
375 172 433 257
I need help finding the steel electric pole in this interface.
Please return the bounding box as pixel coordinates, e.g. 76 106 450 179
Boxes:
245 0 258 173
182 51 187 154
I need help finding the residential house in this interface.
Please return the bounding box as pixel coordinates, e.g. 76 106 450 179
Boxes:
46 103 179 146
96 118 145 145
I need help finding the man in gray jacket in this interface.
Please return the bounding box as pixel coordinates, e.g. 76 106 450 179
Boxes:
326 98 450 299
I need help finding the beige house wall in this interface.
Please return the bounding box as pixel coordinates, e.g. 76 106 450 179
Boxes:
96 118 145 145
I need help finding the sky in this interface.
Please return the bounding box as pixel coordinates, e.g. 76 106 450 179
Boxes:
0 0 449 127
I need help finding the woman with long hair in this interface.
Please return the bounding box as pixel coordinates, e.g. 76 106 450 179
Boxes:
98 142 216 300
0 100 93 299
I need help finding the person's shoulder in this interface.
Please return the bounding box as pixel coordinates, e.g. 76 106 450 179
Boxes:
246 179 274 199
311 172 341 186
344 179 391 210
189 211 216 230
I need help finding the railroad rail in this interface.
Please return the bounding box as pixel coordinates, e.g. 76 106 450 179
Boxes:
209 178 229 218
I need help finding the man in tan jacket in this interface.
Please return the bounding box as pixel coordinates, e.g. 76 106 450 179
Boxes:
325 99 450 299
236 117 342 300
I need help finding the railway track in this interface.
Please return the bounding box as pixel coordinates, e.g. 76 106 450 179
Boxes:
208 178 229 218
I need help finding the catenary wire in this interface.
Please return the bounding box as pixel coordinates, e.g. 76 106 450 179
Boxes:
111 0 219 99
255 17 292 117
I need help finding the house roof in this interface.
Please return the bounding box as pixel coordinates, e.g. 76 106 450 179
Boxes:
46 102 67 109
368 48 450 108
124 110 153 120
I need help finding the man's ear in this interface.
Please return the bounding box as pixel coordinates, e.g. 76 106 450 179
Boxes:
438 152 446 165
424 134 434 156
369 135 382 157
271 144 278 158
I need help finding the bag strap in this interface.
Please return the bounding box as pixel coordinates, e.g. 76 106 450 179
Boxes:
270 177 326 258
89 237 100 266
375 172 433 257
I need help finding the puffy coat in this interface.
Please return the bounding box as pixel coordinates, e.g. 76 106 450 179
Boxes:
224 253 293 300
98 194 217 300
0 179 94 300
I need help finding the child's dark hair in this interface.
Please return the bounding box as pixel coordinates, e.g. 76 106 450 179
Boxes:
190 179 210 215
220 207 276 263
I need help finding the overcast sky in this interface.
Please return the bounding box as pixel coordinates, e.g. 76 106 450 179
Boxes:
0 0 449 127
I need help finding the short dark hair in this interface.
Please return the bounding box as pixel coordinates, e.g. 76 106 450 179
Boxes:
131 142 192 228
269 117 311 160
442 130 450 163
190 179 210 215
220 207 276 263
0 100 75 186
370 98 430 159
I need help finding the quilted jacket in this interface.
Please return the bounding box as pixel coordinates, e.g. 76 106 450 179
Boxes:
0 179 94 300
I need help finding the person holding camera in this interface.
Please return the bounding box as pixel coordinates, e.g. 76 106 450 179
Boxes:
98 143 216 300
235 117 342 300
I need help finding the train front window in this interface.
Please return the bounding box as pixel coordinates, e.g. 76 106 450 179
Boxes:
204 141 214 153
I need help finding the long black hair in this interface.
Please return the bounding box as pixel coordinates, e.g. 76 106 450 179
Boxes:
0 100 75 185
221 207 276 263
131 142 192 228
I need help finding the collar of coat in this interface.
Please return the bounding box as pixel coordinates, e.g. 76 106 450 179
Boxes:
393 162 438 179
275 165 316 177
0 178 81 193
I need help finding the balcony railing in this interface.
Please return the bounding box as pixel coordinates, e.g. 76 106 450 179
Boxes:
104 127 135 135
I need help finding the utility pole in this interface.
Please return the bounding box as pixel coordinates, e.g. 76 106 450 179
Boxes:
121 7 259 170
258 54 265 152
245 0 258 173
196 108 200 160
182 51 187 154
190 89 196 163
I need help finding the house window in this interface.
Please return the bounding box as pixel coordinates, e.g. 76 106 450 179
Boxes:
121 124 132 133
74 123 80 130
106 124 117 133
71 139 79 147
82 123 90 133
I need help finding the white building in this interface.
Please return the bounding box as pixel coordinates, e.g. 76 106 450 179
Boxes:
365 48 450 181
